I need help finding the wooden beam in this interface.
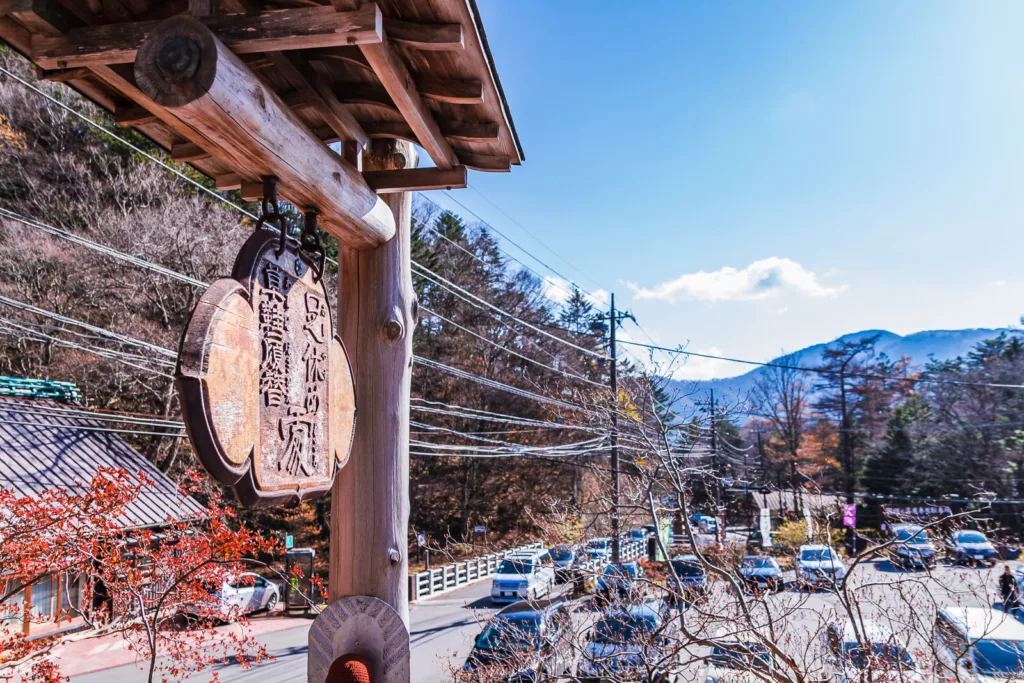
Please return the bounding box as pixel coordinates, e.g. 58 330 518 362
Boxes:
363 166 467 193
0 16 31 54
268 51 369 149
33 4 384 70
362 119 498 145
459 152 511 172
382 17 463 51
10 0 74 35
361 120 417 144
360 37 458 169
415 78 482 105
38 66 90 82
171 141 210 163
442 120 499 143
312 46 373 73
134 16 393 248
334 82 397 112
114 105 157 126
215 173 242 191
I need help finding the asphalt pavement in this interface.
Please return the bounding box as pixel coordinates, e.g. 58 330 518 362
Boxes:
70 578 560 683
68 560 1017 682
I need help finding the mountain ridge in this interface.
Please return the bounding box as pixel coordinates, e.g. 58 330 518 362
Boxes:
666 327 1017 409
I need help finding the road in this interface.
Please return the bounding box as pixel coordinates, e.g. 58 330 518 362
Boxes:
71 578 568 683
69 560 1014 682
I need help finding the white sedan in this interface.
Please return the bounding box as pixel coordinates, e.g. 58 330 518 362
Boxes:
211 573 280 618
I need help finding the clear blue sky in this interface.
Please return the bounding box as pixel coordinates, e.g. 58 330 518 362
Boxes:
425 1 1024 379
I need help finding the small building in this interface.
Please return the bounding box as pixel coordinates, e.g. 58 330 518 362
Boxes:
745 488 847 524
0 377 204 638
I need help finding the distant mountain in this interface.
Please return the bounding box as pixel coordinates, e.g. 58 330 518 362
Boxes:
666 328 1017 413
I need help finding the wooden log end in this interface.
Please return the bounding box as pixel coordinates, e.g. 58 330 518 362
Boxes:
134 15 218 107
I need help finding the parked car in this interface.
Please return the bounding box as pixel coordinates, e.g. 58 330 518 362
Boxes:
596 562 645 604
490 550 556 604
949 529 999 566
824 618 922 683
198 573 279 620
698 517 719 536
934 606 1024 681
549 545 577 583
666 554 707 605
738 555 785 593
890 524 938 570
463 599 573 680
578 601 679 682
585 537 613 563
704 629 784 683
794 545 845 590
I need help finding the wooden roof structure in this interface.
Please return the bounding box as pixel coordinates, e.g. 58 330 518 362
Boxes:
0 0 522 245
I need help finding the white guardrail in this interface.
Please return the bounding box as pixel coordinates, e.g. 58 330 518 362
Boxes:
409 542 544 602
409 539 651 602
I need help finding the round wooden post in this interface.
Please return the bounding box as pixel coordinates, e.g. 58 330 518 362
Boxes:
330 139 417 626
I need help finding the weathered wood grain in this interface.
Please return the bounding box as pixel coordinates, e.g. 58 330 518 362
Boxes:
360 36 458 170
363 166 467 193
134 16 394 249
383 17 462 51
331 139 417 625
32 4 384 70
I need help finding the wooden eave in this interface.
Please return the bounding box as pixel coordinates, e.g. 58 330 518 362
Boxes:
0 0 522 199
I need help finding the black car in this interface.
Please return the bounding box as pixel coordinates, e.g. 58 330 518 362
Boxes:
738 556 785 593
462 599 573 680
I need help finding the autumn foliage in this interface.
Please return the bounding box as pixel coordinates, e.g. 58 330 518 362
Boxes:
0 468 282 683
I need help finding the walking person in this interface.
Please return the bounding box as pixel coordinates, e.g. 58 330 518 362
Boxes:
999 564 1019 613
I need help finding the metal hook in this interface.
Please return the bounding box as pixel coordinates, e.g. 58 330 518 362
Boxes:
301 210 326 284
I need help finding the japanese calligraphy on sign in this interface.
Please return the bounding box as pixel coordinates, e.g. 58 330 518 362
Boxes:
176 230 356 507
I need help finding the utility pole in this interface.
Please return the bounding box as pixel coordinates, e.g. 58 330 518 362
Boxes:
609 293 620 564
709 389 722 542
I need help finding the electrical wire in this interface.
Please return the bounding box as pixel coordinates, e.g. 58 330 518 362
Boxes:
419 306 604 388
0 208 208 287
0 294 177 359
413 356 588 412
411 262 609 361
0 65 257 221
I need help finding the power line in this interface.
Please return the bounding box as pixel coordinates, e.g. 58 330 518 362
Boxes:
436 190 600 302
419 306 604 388
0 293 177 359
619 339 1024 390
411 262 608 360
0 208 208 287
465 184 605 295
0 65 257 222
413 356 587 412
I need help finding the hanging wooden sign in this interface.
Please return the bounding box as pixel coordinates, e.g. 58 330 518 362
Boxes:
176 228 356 508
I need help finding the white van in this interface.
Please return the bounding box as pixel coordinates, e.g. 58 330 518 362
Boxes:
935 606 1024 681
490 550 555 604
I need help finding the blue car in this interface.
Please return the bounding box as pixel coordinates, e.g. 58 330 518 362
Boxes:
596 561 644 604
463 599 572 681
666 554 707 605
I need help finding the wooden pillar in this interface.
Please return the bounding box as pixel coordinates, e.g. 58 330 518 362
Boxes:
330 139 417 626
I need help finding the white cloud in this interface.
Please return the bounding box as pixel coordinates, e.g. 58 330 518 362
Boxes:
670 346 733 381
542 275 609 308
627 257 845 304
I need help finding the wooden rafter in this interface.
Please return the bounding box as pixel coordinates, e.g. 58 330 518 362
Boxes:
363 166 467 193
268 50 370 149
360 35 458 170
32 4 383 70
415 77 482 104
382 17 462 51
